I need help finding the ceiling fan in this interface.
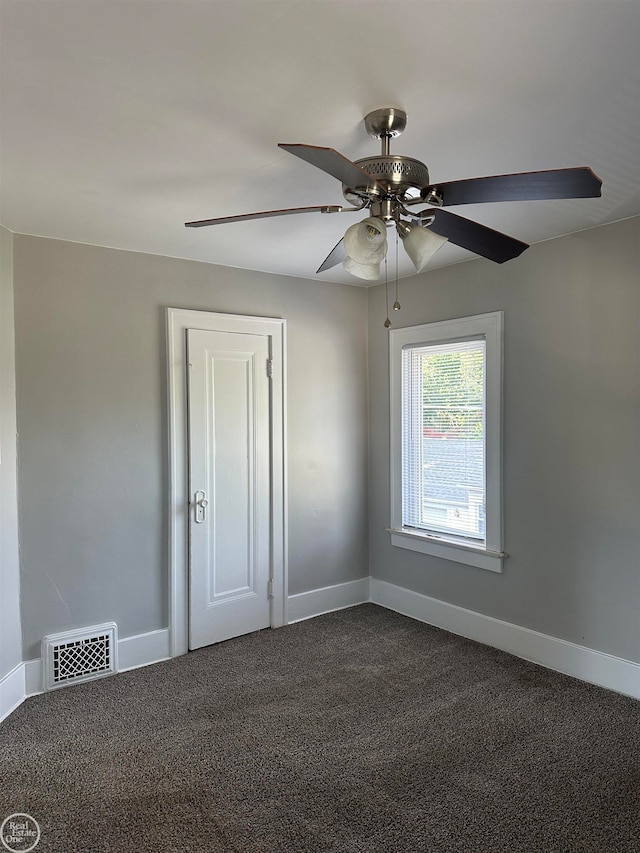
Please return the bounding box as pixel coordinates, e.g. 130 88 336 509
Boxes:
185 107 602 280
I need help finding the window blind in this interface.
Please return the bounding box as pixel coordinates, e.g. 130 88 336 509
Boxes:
401 337 486 543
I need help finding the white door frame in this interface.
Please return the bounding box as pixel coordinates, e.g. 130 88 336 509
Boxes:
167 307 287 657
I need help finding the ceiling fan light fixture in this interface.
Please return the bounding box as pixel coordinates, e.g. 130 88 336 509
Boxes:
343 216 387 260
397 220 448 272
342 216 387 280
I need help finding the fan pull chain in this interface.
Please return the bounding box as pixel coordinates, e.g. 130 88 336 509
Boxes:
384 254 391 328
393 229 401 312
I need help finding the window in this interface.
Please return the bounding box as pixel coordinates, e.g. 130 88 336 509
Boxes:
389 312 504 572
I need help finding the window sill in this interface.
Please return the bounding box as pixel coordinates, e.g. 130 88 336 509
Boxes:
387 528 505 573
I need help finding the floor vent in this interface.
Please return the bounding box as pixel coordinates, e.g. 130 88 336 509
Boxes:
42 623 118 691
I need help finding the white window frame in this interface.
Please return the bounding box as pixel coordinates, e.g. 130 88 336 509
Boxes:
389 312 504 573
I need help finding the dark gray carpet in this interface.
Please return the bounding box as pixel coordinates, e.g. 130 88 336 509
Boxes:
1 604 638 852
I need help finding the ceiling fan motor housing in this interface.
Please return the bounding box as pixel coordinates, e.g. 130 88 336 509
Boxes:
342 155 431 206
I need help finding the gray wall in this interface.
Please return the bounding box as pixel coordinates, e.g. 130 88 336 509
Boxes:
0 227 22 678
14 236 369 659
368 217 640 663
11 218 640 667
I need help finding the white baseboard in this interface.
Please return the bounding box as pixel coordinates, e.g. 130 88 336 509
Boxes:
17 628 172 707
0 662 26 724
117 628 171 673
24 658 42 697
288 577 370 624
4 583 637 725
370 578 640 700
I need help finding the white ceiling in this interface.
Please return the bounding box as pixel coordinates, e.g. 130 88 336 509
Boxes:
1 0 638 286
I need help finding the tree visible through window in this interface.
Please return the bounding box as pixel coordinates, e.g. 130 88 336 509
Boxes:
422 347 484 438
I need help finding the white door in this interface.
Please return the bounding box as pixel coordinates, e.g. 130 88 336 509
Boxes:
187 328 272 649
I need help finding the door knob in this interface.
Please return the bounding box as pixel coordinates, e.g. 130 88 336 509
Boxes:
194 490 208 523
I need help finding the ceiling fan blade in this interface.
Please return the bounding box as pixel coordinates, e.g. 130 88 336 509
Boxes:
185 205 345 228
422 208 528 264
316 237 348 273
429 167 602 207
279 144 385 196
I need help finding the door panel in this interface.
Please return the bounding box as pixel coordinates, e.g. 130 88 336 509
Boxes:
187 328 271 649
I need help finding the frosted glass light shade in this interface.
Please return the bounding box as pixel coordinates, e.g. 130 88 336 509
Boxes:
400 223 448 272
342 216 387 279
343 257 382 280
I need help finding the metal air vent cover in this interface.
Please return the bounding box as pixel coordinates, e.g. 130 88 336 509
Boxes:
42 623 118 690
